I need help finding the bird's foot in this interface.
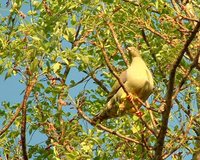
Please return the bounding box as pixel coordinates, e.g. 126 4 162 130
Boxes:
136 111 143 117
119 102 125 111
127 94 145 106
127 93 137 102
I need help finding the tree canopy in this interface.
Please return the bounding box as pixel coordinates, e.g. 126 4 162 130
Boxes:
0 0 200 159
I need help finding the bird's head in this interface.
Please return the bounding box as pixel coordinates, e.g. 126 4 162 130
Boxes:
127 47 141 58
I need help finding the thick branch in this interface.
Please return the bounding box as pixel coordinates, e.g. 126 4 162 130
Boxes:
0 79 37 138
21 76 37 160
154 21 200 160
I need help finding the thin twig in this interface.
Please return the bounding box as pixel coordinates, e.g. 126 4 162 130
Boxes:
171 0 181 14
107 21 129 66
90 73 109 93
0 106 21 135
141 29 167 79
172 49 200 99
100 45 130 96
80 65 109 93
146 102 158 131
144 25 174 46
69 75 90 88
162 116 195 159
175 99 200 131
179 14 199 23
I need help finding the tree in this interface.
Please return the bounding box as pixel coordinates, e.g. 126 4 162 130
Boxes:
0 0 199 159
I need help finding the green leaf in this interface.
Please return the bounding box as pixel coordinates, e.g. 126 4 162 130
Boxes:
103 0 114 3
71 14 76 25
31 36 40 41
5 69 13 80
155 0 159 9
131 125 140 133
63 28 76 42
52 62 61 73
30 59 39 72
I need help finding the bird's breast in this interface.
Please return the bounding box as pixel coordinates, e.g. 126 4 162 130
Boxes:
126 61 154 94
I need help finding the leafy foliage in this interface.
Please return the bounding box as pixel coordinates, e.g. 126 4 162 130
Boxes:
0 0 199 159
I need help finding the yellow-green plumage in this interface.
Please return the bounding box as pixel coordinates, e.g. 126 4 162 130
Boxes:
93 47 154 122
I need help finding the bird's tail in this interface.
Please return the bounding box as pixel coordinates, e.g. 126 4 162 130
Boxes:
92 112 108 122
92 103 120 122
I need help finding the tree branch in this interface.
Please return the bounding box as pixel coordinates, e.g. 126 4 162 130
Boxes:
143 25 174 46
21 76 37 160
0 106 21 136
154 21 200 160
163 115 196 159
173 49 200 99
107 21 129 66
74 102 142 144
90 73 109 93
141 29 167 79
99 44 130 96
68 92 143 145
171 0 181 14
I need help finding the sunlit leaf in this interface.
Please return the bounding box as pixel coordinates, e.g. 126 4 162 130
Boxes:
52 62 61 73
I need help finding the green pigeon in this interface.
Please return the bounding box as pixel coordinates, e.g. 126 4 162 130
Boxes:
93 47 154 122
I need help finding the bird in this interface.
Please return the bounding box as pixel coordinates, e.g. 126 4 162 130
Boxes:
92 47 154 122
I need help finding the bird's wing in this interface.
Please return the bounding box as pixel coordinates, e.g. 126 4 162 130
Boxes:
106 70 127 102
